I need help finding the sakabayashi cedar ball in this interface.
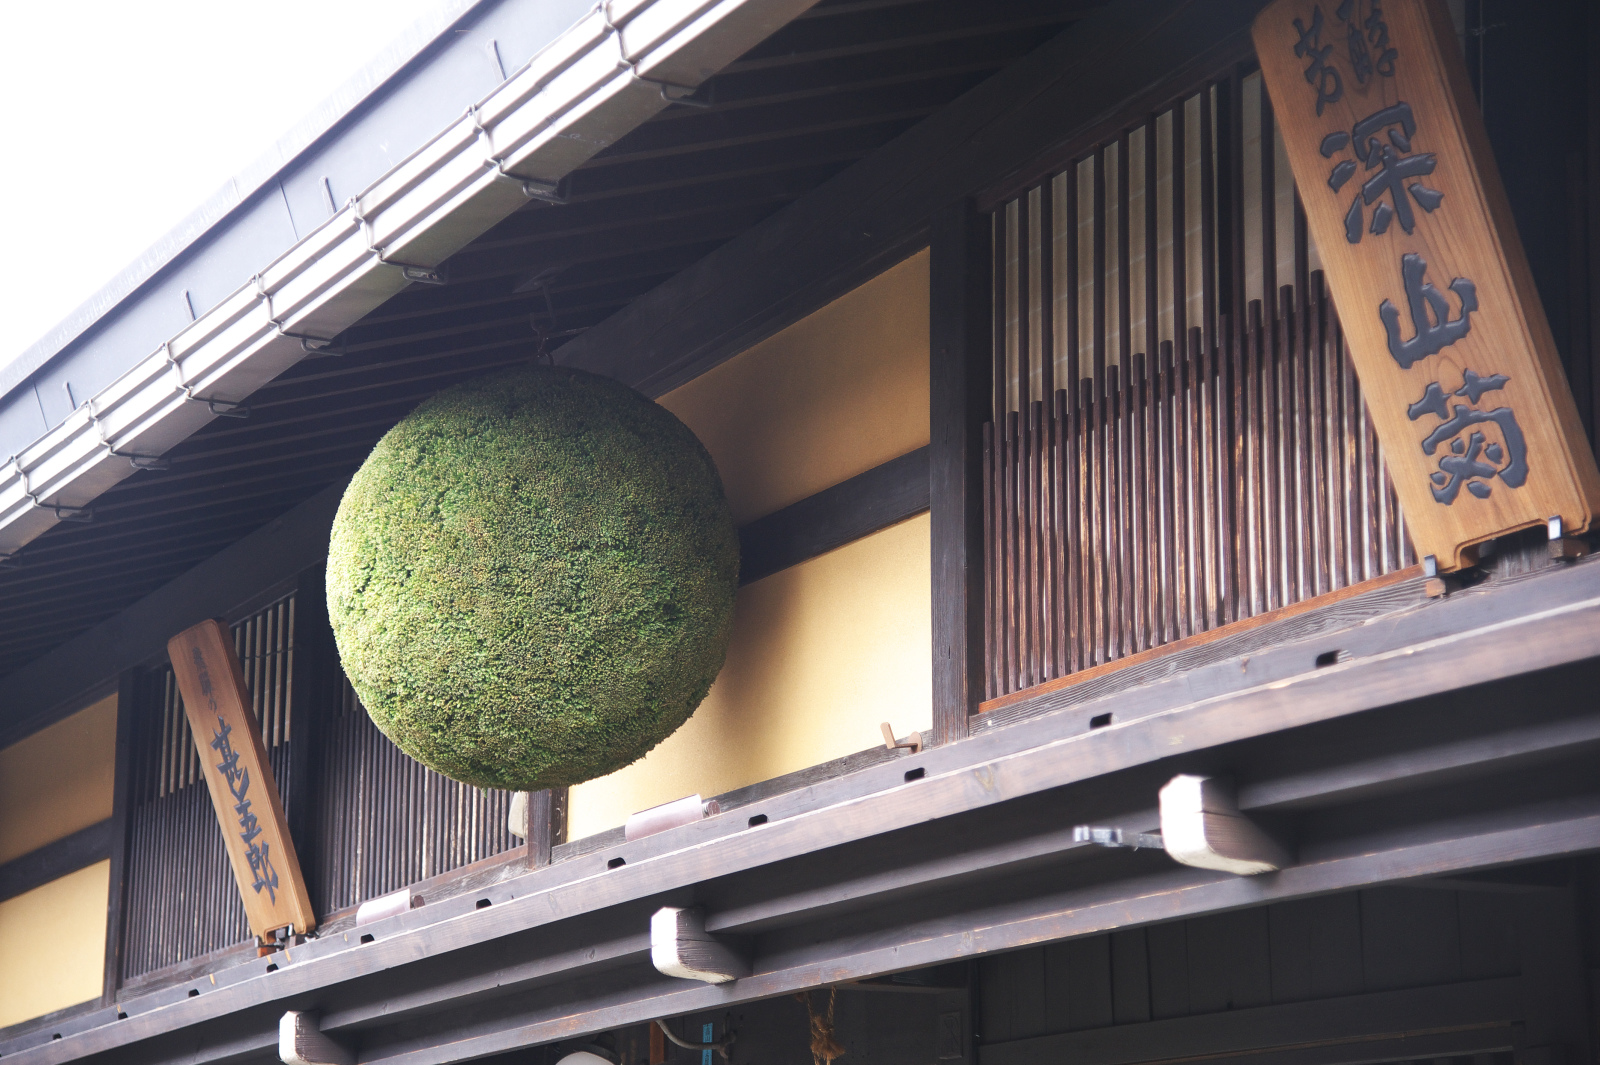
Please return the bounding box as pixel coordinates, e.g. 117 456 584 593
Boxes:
326 366 739 791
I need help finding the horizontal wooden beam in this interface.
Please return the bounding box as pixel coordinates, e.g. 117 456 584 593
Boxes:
0 819 112 904
556 0 1262 398
0 477 349 748
10 557 1600 1065
738 447 928 584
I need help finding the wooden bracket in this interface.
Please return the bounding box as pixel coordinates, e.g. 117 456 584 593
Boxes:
279 1012 353 1065
1159 774 1289 876
650 906 748 984
880 722 923 753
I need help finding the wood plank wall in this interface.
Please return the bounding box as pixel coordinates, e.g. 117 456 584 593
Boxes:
976 887 1518 1038
119 593 518 982
121 599 295 977
308 676 517 915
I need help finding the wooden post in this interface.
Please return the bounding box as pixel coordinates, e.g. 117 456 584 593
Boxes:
526 787 568 869
100 668 137 1005
289 566 334 897
930 199 993 746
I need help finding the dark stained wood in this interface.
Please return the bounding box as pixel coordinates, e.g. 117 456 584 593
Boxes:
13 556 1600 1063
1185 908 1271 1013
555 741 910 861
1144 921 1189 1021
0 818 112 904
1359 887 1462 992
102 669 137 1004
979 565 1420 715
0 478 350 750
738 447 930 586
930 200 992 746
1108 929 1150 1024
1266 894 1363 1004
288 566 333 871
526 789 569 870
12 700 1600 1062
1051 936 1112 1030
979 979 1520 1065
559 0 1268 399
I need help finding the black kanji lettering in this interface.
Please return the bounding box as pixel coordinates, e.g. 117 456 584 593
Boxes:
1323 104 1445 243
1406 371 1527 504
1379 253 1477 368
1293 7 1343 115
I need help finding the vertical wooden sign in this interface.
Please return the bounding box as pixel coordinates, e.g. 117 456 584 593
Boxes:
1253 0 1600 570
168 619 315 939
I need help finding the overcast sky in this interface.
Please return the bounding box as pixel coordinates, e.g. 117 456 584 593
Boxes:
0 0 448 371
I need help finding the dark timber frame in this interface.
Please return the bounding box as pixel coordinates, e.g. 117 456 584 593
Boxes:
929 201 992 746
5 0 1600 1060
6 553 1600 1064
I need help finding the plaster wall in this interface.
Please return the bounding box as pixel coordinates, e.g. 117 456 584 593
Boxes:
0 861 109 1028
566 251 933 839
0 693 116 864
656 250 930 524
0 694 116 1028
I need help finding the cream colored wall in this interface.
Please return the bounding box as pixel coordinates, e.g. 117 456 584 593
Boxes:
566 251 932 840
567 513 931 840
0 695 117 1026
0 861 110 1027
658 250 929 524
0 693 117 865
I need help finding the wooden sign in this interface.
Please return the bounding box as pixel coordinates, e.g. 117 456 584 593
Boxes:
1253 0 1600 570
168 618 315 939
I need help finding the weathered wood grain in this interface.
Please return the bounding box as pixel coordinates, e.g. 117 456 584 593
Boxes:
1254 0 1600 568
167 619 314 939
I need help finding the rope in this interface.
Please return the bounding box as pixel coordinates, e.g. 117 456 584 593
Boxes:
794 988 844 1065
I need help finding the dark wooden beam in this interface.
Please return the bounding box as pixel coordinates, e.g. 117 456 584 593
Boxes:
101 670 137 1004
556 0 1263 397
0 819 112 905
737 447 929 585
12 559 1600 1065
0 477 350 748
928 201 991 746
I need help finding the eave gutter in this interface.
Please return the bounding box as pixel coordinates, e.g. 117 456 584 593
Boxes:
0 0 817 558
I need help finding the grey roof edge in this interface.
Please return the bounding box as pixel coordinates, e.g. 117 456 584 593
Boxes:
0 0 498 401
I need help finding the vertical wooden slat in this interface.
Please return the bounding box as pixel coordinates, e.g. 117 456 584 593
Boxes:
1115 134 1137 653
1260 84 1278 318
982 421 996 701
1092 146 1114 662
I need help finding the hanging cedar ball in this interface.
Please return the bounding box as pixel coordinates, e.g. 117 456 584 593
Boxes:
326 365 739 791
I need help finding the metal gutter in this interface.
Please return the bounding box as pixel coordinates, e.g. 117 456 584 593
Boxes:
0 0 487 403
0 0 819 558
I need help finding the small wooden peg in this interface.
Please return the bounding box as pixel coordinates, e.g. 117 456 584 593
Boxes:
880 722 923 753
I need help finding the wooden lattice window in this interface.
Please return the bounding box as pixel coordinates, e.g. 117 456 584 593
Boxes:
982 66 1416 704
120 592 518 982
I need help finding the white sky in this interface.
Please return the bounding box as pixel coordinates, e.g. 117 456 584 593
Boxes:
0 0 449 370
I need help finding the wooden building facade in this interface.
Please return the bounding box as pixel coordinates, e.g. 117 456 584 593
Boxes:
1 1 1598 1063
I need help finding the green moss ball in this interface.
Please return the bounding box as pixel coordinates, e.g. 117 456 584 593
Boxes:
326 366 739 791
